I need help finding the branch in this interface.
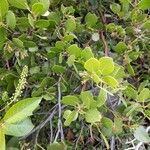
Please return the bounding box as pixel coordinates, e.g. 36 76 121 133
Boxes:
54 77 64 142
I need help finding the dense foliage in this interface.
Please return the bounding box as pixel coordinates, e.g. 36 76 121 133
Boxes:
0 0 150 149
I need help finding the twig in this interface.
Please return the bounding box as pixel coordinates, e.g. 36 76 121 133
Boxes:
98 8 109 56
110 136 115 150
99 31 109 56
49 119 53 143
75 122 84 150
54 77 64 142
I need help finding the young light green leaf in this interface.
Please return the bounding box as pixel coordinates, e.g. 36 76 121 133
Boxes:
84 58 100 72
85 12 98 27
126 63 135 76
0 0 8 19
67 55 75 67
113 118 123 135
63 110 72 119
6 11 16 29
39 0 50 14
28 14 34 28
3 97 42 124
47 142 67 150
63 33 77 42
85 109 101 124
137 88 150 102
8 0 29 9
99 57 114 75
138 80 149 92
110 3 121 14
103 76 119 88
91 73 102 84
138 0 150 10
123 85 138 99
97 89 107 107
0 128 5 150
5 118 34 137
81 47 94 61
134 126 150 143
80 91 93 109
32 3 45 16
62 95 80 106
64 110 78 126
67 44 81 58
65 18 76 32
101 117 113 129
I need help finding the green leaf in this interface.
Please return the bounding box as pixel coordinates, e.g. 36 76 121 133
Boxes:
30 66 40 74
39 0 50 14
28 14 34 28
126 63 135 76
113 118 123 135
97 89 107 107
12 38 24 48
101 117 113 129
67 44 81 58
47 142 66 150
112 65 125 79
3 97 42 124
52 65 65 74
65 18 76 32
8 0 29 9
6 11 16 29
138 80 149 92
32 3 44 16
63 33 77 42
55 41 65 50
35 19 50 28
62 95 80 106
138 0 150 10
99 57 114 75
64 110 78 126
85 109 101 124
114 42 127 53
110 3 121 14
91 73 102 84
80 91 93 109
67 55 75 67
103 76 119 88
123 85 137 99
0 0 8 20
84 58 100 72
61 4 75 14
0 128 5 150
63 110 71 119
5 118 34 137
81 47 94 61
137 88 150 102
85 12 98 27
0 27 6 48
134 126 150 143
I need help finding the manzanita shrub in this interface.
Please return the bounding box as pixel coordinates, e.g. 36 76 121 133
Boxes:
0 0 150 149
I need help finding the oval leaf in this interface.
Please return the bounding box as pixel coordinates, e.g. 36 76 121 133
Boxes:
99 57 114 75
8 0 29 9
84 58 100 72
3 97 42 124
